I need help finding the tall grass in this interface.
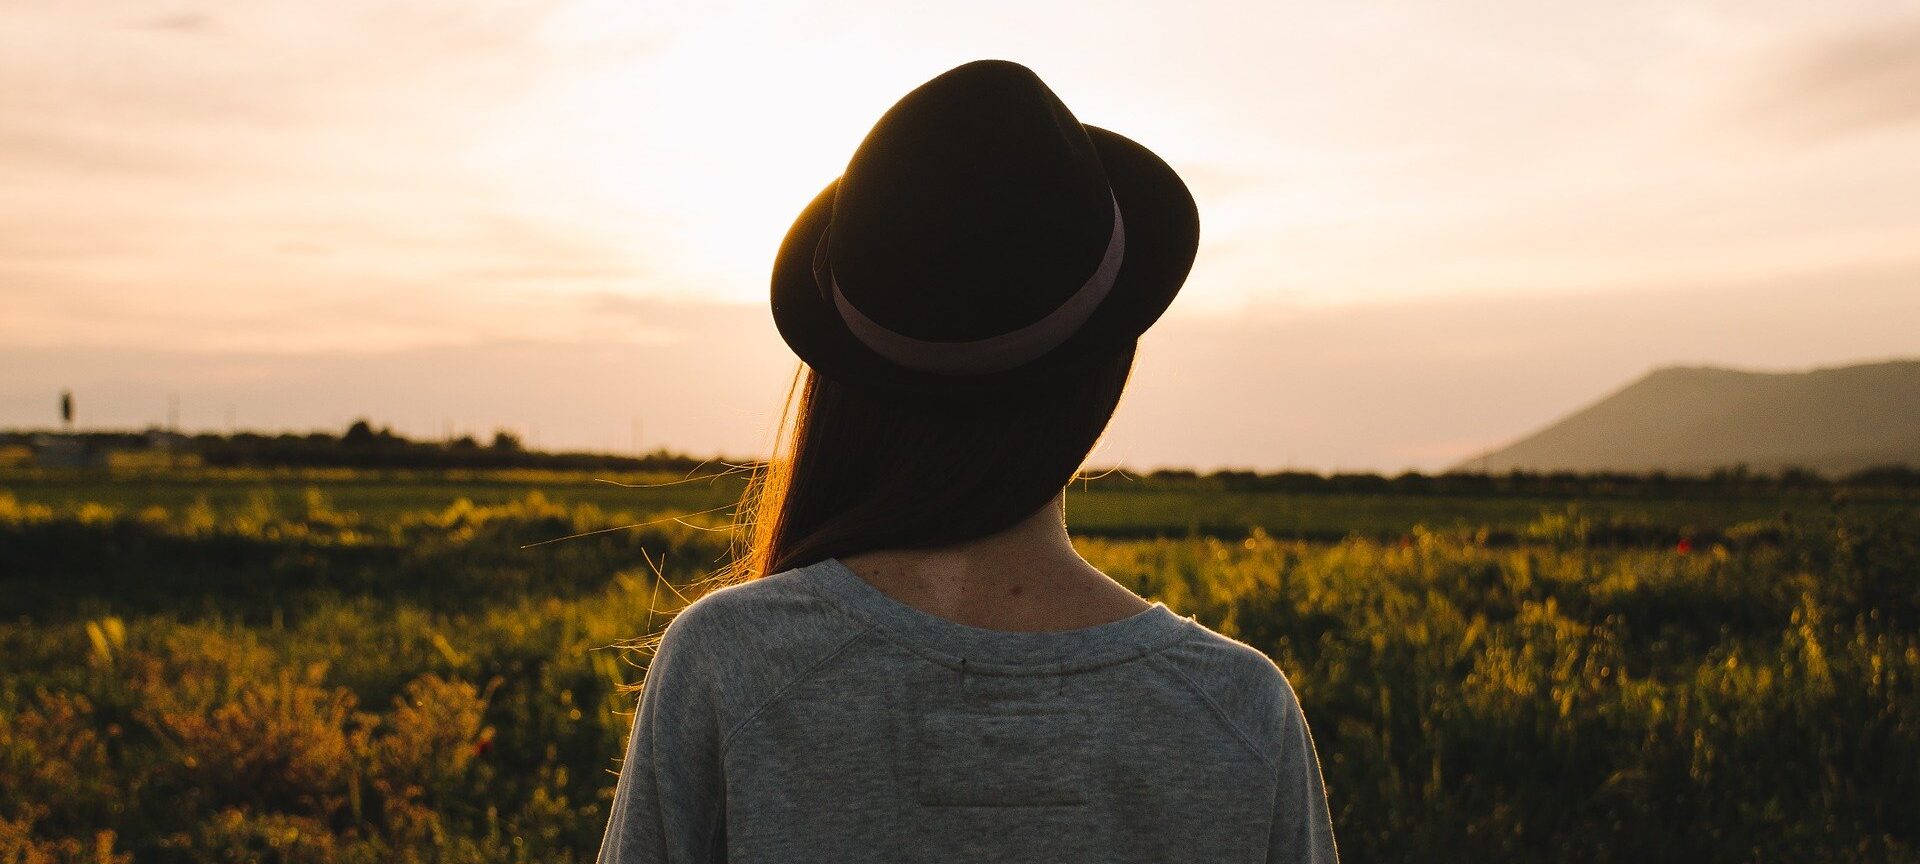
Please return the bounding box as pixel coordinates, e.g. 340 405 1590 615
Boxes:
0 486 1914 861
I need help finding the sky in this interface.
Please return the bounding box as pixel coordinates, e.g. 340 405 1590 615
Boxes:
3 0 1918 472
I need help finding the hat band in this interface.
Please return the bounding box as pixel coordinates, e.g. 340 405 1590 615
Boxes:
829 192 1126 376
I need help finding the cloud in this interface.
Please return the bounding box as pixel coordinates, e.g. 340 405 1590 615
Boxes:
1748 15 1920 138
129 12 213 33
0 0 674 359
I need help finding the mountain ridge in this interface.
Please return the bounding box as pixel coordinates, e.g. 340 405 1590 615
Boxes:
1459 358 1920 475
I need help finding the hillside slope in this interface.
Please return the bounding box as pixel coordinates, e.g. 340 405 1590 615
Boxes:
1462 359 1920 475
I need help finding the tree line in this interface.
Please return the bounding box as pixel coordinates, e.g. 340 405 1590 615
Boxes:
6 421 1918 494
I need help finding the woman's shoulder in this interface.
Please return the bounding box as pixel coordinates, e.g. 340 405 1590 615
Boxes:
645 566 873 715
1153 620 1310 767
660 566 864 651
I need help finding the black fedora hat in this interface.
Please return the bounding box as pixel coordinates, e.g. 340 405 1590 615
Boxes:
770 59 1199 402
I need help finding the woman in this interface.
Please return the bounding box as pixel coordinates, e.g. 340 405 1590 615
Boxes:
597 59 1337 863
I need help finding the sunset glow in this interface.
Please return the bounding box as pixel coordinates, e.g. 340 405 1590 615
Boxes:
4 0 1918 470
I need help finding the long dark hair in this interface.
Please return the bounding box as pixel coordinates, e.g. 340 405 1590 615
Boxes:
718 343 1137 585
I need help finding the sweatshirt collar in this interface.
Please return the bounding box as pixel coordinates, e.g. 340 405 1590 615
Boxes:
799 555 1196 674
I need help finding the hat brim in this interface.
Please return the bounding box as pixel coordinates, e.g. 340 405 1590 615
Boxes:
770 124 1199 401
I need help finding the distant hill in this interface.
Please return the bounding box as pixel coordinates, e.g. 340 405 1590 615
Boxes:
1460 359 1920 476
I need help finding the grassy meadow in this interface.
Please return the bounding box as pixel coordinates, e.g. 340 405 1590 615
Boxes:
1 467 1916 862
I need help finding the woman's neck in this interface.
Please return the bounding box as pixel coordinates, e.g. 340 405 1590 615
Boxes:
833 491 1152 632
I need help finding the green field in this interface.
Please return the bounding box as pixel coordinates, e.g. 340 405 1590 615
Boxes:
2 468 1916 862
3 466 1904 542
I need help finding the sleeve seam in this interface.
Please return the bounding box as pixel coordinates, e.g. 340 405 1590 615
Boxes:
1147 652 1277 771
718 624 877 757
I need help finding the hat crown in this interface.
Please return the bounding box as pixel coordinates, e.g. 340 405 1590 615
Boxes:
825 60 1116 342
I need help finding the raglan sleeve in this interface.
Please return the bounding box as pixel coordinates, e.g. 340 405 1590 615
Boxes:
1267 671 1338 864
596 599 730 864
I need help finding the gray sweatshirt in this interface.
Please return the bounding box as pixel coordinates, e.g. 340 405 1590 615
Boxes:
595 556 1338 863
